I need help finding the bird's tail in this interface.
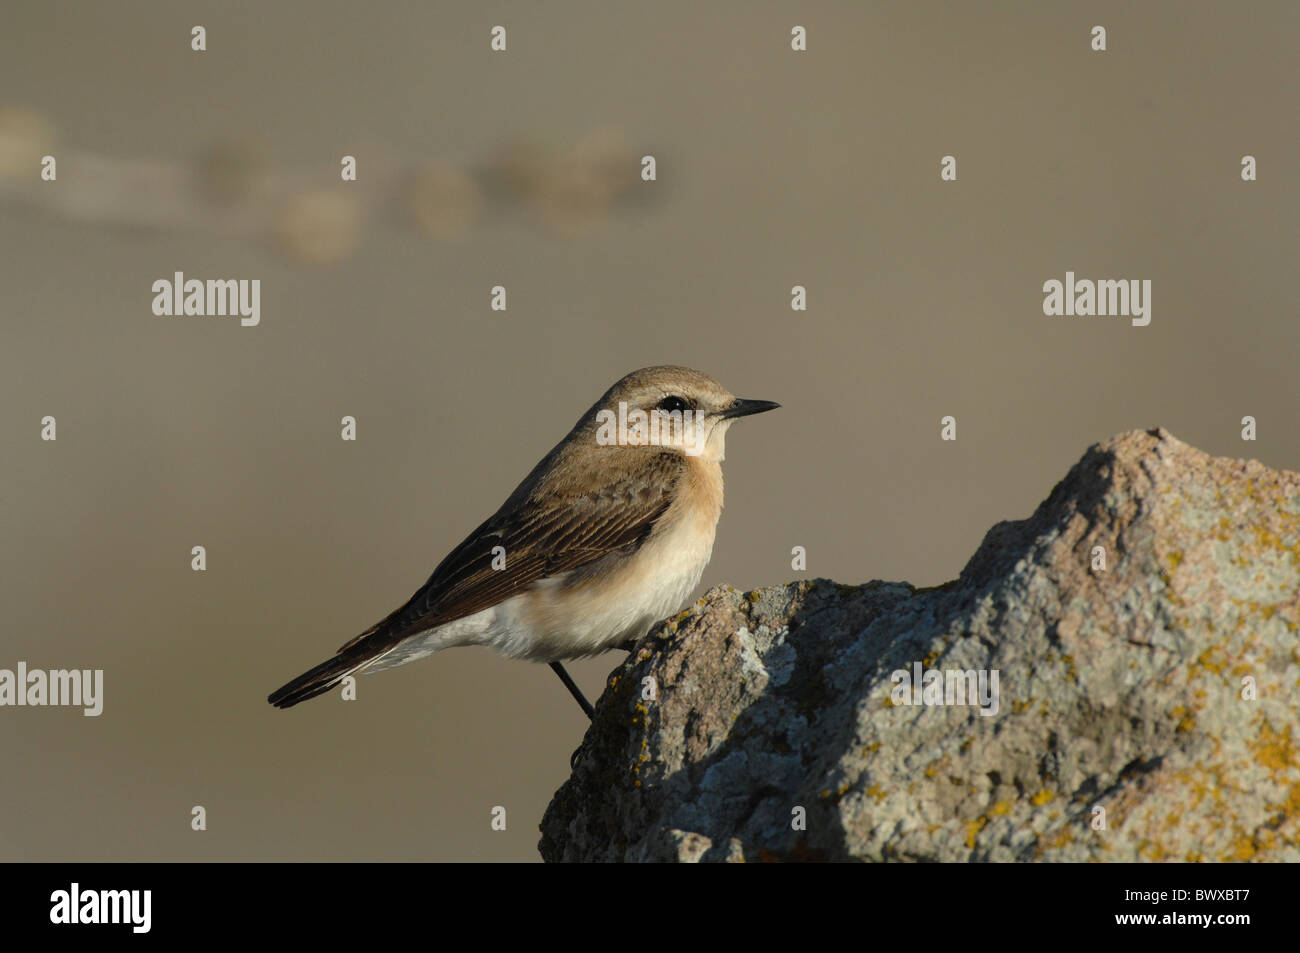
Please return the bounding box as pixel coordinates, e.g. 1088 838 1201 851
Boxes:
267 648 386 709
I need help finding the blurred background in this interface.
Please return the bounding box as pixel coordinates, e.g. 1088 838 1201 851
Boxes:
1 1 1297 861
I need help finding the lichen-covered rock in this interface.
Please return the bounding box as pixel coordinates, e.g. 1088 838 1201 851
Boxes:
539 429 1300 862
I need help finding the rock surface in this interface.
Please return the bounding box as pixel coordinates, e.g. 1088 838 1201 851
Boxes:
539 429 1300 862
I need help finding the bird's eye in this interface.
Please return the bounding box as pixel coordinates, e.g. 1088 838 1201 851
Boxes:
657 395 688 413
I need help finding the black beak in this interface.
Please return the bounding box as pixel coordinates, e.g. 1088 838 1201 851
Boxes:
721 398 781 419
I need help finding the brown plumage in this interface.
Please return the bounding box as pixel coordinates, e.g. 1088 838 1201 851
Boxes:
268 366 777 710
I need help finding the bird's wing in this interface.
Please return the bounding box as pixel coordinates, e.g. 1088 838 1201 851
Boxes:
268 449 683 708
345 449 685 649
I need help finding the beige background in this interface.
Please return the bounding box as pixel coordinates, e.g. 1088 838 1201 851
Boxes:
1 1 1296 861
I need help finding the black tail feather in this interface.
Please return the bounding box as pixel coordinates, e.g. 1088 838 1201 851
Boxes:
268 652 367 709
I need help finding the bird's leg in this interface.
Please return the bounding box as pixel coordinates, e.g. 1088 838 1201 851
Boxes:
549 661 595 720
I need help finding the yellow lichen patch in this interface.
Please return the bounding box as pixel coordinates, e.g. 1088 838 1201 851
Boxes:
818 781 852 802
990 800 1012 816
1042 825 1075 850
1251 720 1297 774
1270 782 1300 829
865 784 887 804
1061 654 1078 682
1177 764 1233 816
1227 835 1256 861
1012 699 1031 714
1138 838 1171 862
1031 789 1056 806
1170 705 1196 733
1192 646 1229 676
1252 525 1300 566
964 816 987 848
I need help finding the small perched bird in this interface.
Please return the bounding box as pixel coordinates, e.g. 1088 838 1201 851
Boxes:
268 365 778 716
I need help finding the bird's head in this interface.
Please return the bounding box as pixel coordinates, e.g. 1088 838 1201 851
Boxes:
584 365 779 462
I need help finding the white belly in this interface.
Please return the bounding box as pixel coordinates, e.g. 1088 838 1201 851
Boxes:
490 507 717 661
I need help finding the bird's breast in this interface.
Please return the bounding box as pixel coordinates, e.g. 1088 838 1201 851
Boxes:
505 456 726 660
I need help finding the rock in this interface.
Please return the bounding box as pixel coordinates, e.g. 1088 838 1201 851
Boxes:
539 429 1300 862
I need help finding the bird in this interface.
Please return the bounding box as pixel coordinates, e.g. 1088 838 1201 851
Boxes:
268 365 778 716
